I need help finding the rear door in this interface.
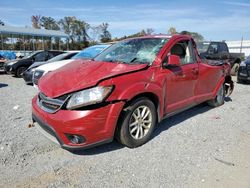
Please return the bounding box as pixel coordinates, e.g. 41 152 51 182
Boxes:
162 39 199 113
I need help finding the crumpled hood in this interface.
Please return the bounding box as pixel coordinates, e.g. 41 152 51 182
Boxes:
39 59 148 98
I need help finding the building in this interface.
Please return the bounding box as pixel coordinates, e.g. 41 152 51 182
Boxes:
226 40 250 57
0 25 69 52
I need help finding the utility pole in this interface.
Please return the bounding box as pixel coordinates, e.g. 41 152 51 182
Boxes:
240 36 243 54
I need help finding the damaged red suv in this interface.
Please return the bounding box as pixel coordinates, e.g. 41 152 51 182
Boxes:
32 35 234 150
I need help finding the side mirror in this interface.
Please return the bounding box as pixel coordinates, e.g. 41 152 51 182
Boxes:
168 55 181 66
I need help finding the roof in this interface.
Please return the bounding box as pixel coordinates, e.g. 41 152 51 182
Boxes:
0 25 68 38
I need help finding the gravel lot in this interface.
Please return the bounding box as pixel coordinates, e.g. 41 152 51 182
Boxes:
0 73 249 188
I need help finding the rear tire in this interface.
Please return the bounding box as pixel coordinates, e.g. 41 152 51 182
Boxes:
15 66 27 77
115 97 157 148
207 84 225 107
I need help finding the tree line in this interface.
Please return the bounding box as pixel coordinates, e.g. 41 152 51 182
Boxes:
0 17 204 51
31 15 112 50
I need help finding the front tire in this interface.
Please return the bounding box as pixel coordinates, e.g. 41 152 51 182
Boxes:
207 84 225 107
116 97 157 148
15 66 27 77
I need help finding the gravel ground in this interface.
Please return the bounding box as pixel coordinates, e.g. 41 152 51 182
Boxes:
0 73 249 188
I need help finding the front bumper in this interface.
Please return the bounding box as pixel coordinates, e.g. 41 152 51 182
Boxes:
22 70 33 84
237 66 250 81
32 95 125 150
4 65 15 74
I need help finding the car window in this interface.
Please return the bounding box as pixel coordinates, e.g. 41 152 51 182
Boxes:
47 52 55 59
170 40 195 65
47 52 75 63
34 52 47 61
94 38 169 65
219 43 228 52
72 45 110 60
208 43 218 54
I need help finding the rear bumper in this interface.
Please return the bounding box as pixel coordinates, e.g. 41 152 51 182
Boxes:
32 95 125 150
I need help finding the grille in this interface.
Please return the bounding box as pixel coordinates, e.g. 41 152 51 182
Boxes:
33 70 44 85
37 92 67 113
4 65 11 72
246 65 250 71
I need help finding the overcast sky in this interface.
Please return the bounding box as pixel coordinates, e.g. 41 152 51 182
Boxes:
0 0 250 41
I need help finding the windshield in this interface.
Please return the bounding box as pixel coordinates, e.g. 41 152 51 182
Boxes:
72 45 110 60
197 42 210 53
23 51 39 59
94 38 169 65
47 52 68 63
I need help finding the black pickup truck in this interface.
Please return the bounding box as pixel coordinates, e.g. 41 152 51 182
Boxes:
198 41 245 75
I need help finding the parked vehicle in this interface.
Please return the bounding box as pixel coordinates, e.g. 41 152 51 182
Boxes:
4 50 64 77
22 51 79 84
237 56 250 83
31 35 234 150
0 55 7 72
198 41 244 75
32 44 111 86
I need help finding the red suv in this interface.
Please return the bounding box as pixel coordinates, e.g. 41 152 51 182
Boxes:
32 35 234 150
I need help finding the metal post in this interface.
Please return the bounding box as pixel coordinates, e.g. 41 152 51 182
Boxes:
58 38 60 50
19 35 21 51
42 36 44 50
1 33 3 50
11 34 14 50
23 35 25 53
67 38 69 51
51 37 53 50
32 36 35 51
240 37 243 54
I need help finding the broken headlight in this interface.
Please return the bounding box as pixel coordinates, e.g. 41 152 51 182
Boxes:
66 86 113 110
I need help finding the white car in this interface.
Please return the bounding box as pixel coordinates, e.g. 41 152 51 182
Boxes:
32 44 111 87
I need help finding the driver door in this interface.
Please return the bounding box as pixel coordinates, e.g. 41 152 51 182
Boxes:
162 40 199 114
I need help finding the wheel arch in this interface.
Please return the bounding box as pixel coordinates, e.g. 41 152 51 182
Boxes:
122 92 161 123
224 75 234 96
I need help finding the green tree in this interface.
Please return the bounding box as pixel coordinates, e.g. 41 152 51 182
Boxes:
168 27 177 34
180 31 204 42
72 19 90 47
59 16 90 49
146 28 154 35
100 23 112 43
112 29 148 41
40 16 60 30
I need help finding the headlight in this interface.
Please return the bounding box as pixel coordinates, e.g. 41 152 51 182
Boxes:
30 68 35 72
240 61 246 67
66 86 113 110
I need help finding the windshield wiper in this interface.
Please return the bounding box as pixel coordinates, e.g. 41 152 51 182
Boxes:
130 58 148 64
106 59 128 64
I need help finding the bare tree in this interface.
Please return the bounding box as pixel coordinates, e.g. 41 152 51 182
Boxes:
31 15 41 29
146 28 154 35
